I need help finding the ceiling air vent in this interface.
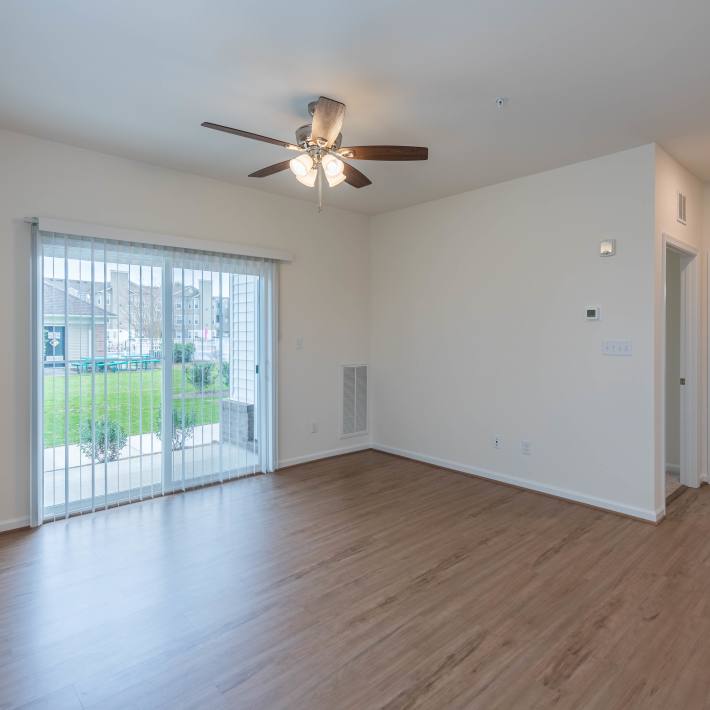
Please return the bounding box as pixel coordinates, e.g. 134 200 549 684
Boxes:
342 364 367 437
677 192 687 225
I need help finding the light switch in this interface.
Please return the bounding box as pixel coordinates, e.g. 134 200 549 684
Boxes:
602 340 632 356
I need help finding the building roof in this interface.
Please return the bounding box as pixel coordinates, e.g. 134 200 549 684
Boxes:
43 280 112 318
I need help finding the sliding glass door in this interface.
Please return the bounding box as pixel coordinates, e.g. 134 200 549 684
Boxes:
36 230 275 521
168 266 260 489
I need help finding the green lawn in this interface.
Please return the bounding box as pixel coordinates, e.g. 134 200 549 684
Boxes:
43 364 227 448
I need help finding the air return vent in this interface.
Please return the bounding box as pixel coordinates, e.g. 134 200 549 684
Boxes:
677 192 687 225
342 365 367 437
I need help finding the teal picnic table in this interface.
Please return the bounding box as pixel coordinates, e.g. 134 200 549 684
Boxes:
70 355 160 373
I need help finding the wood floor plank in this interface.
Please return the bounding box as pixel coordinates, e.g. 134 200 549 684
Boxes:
0 450 708 709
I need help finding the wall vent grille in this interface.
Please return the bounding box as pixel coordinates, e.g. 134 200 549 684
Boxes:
342 365 367 437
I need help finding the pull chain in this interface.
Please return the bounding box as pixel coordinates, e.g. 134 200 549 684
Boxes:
317 165 323 212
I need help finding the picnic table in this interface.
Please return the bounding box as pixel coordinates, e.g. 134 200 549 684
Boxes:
70 355 161 373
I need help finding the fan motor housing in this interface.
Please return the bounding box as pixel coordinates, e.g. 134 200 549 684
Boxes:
295 124 311 145
296 124 342 149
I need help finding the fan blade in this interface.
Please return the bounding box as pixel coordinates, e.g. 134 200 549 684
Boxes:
202 122 299 150
342 161 372 188
248 160 292 178
310 97 346 147
339 145 428 161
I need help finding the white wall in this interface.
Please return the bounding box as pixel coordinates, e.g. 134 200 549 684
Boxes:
370 145 659 520
705 184 710 483
665 250 681 470
653 147 706 510
0 129 371 530
2 130 705 530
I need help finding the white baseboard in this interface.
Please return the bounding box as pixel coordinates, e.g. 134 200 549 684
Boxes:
278 442 371 469
0 516 29 533
373 443 660 523
665 463 680 475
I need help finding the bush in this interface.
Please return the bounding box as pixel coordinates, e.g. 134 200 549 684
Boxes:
173 342 195 363
79 417 128 463
220 361 230 388
156 407 196 451
187 362 215 389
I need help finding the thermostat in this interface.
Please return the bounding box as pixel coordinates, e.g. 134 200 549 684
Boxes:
585 306 600 320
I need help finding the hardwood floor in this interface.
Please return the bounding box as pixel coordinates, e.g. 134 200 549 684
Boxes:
1 449 709 709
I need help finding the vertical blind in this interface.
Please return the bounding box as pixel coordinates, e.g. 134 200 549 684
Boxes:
32 228 278 524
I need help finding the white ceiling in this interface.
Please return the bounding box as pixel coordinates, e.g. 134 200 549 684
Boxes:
2 1 710 214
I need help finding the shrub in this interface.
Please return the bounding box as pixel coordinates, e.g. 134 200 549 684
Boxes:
220 361 230 388
173 342 195 363
187 362 215 389
79 417 128 463
156 407 196 451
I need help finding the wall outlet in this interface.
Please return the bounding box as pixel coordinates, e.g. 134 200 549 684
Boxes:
311 421 318 434
494 435 503 450
521 440 532 456
296 336 304 350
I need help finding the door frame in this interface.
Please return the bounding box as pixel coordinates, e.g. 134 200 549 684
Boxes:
662 233 700 500
30 224 277 525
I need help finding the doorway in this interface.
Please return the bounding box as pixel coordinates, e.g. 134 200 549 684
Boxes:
664 237 700 504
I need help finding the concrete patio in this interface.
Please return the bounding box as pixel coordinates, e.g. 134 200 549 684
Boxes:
43 423 259 510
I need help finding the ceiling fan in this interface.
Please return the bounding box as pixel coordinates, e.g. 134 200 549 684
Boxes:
202 96 428 210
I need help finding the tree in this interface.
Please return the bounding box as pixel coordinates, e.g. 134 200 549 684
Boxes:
187 362 215 388
173 342 195 363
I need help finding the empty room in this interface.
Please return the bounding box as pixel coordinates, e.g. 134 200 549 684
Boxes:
2 2 710 708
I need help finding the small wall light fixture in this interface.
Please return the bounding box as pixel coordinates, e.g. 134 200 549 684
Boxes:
600 239 616 257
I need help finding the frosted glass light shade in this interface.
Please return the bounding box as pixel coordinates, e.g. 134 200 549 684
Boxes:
296 169 317 187
289 154 314 177
322 154 344 178
325 171 346 187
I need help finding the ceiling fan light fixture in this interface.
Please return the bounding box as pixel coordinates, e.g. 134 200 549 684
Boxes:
289 153 313 177
325 171 346 187
202 95 428 208
296 169 318 187
322 153 344 178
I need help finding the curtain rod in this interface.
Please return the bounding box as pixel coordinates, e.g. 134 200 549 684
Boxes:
25 217 293 263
